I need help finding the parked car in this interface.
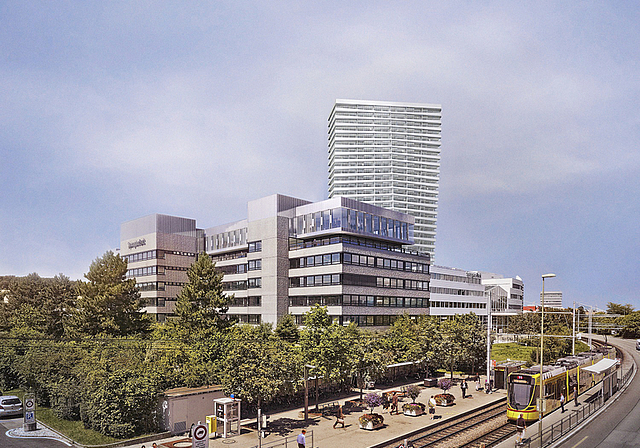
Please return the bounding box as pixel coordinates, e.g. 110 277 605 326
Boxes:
0 396 23 418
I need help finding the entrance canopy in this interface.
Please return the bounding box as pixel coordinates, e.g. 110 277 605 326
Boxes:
581 358 618 374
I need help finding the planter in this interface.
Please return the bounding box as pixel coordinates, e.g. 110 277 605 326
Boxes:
359 420 384 430
403 408 424 416
402 402 425 417
434 393 455 406
358 413 384 430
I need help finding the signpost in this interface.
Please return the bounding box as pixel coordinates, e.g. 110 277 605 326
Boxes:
23 393 36 431
192 421 209 448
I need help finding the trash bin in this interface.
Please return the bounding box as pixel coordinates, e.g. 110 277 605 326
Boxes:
206 415 216 435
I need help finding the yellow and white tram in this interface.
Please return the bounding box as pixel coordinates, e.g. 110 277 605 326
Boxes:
507 346 616 422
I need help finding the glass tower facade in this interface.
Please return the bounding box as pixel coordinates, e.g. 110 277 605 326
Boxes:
328 99 442 256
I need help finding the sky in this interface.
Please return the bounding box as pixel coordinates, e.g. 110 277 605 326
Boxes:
1 1 639 310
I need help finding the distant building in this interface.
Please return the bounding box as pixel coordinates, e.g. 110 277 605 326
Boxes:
429 265 486 319
328 99 442 257
541 291 563 309
120 194 431 326
474 272 525 332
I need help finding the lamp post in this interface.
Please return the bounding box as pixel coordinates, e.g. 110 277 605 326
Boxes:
304 364 315 420
539 273 556 446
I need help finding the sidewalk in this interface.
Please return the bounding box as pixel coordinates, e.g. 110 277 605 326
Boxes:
119 378 506 448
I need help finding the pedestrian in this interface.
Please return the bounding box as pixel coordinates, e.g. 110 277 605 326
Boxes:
428 395 436 419
297 429 306 448
152 444 157 448
574 385 579 406
516 413 526 445
560 392 565 413
461 379 468 399
475 378 481 391
382 393 390 412
333 405 345 428
391 392 399 415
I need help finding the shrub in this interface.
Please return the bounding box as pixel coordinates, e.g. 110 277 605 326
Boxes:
364 392 383 414
402 402 425 412
359 413 384 426
438 378 452 392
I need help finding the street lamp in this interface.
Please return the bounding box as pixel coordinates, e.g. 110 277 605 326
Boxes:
539 273 556 446
304 364 315 420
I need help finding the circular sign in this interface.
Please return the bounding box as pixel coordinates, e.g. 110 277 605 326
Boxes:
25 399 34 409
193 424 208 441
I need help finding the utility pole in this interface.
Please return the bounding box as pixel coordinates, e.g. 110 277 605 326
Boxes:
572 300 576 355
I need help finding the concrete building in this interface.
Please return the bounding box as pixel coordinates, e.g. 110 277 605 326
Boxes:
119 214 203 322
478 272 525 332
540 291 563 309
327 99 442 257
429 265 486 318
120 194 431 326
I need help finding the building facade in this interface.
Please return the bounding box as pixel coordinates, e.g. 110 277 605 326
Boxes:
328 99 442 256
119 214 204 322
479 273 525 332
540 291 562 309
120 194 431 326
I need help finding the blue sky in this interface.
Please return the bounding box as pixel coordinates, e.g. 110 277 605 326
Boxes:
1 1 639 310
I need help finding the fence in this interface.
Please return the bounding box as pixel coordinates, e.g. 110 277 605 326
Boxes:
248 429 313 448
523 363 635 448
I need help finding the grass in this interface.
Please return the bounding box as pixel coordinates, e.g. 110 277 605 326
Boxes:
4 389 120 446
491 340 593 364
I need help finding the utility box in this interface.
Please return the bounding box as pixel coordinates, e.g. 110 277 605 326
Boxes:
159 385 225 435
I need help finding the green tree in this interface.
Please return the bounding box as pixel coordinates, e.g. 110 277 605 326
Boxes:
66 251 150 337
174 253 234 337
620 311 640 338
221 324 299 416
607 302 634 316
275 314 300 343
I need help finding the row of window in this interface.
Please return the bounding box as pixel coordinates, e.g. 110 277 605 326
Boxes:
289 235 428 260
228 314 261 324
289 273 428 290
430 301 486 309
293 314 423 327
288 294 428 308
430 287 485 297
222 278 262 291
138 281 165 292
230 296 262 307
209 250 248 262
289 252 428 274
124 249 196 264
430 272 481 284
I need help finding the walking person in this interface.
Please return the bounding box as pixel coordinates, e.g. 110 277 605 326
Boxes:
560 392 565 413
391 392 399 415
516 413 526 445
461 379 468 399
428 395 436 419
574 385 579 406
333 405 345 428
297 429 307 448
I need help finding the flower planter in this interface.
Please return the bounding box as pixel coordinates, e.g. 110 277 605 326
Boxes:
359 413 384 430
359 420 384 430
403 408 424 416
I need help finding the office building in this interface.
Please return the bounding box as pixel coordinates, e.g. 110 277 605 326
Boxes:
120 194 431 326
328 99 442 256
540 291 562 309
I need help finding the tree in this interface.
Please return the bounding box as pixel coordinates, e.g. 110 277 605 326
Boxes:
174 253 234 337
66 251 150 337
619 311 640 338
275 314 300 343
607 302 635 316
221 324 299 419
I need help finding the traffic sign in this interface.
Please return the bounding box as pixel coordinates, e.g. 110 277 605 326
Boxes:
25 411 35 424
25 398 35 410
192 422 209 448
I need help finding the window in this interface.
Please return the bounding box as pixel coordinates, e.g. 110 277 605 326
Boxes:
248 278 262 289
248 259 262 271
248 241 262 253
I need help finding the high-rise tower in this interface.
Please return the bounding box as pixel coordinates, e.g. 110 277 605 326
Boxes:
328 99 442 256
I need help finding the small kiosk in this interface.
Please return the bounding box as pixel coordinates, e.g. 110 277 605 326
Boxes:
213 397 241 438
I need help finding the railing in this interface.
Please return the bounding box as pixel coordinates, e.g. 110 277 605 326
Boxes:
248 429 313 448
522 363 635 448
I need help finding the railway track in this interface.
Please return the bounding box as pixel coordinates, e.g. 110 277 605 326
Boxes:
377 398 509 448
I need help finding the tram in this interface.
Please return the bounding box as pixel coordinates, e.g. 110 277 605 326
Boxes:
506 345 616 422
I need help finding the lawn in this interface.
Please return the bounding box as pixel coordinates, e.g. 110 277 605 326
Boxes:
491 341 592 364
4 389 120 446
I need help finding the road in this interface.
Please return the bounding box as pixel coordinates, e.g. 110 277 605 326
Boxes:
0 417 70 448
557 337 640 448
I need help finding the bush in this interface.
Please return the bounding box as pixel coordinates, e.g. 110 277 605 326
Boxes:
359 413 384 426
434 393 455 406
438 378 452 392
364 393 383 414
402 402 425 412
